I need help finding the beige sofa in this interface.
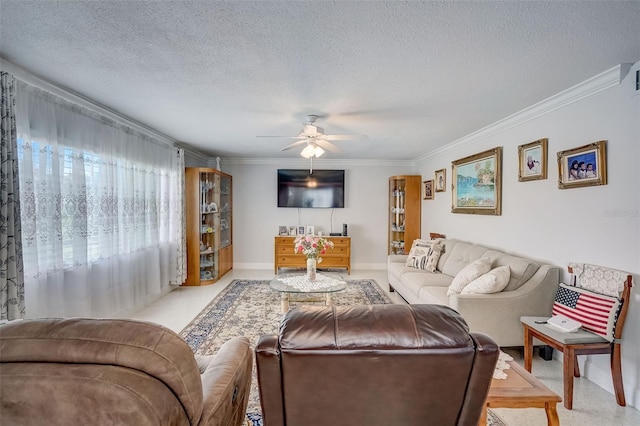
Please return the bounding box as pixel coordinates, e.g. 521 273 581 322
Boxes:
0 318 253 426
388 238 560 347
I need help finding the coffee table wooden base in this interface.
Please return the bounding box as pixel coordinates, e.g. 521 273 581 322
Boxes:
479 359 561 426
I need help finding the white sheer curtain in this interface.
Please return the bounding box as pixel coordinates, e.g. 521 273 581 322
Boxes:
15 81 185 318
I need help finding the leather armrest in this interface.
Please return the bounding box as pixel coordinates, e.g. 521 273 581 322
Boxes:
255 335 285 426
458 332 499 425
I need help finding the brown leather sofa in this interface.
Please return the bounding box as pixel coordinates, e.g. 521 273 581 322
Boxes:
0 318 252 426
255 304 499 426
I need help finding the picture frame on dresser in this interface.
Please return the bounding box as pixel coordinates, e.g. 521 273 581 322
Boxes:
518 138 548 182
288 226 297 236
451 146 502 215
305 225 315 235
557 140 607 189
278 226 288 236
298 225 306 236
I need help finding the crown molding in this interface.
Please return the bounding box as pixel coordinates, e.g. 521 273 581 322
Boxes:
224 157 413 167
1 58 183 150
415 64 627 162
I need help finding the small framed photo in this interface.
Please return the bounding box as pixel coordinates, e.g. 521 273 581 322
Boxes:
305 225 315 235
518 138 548 181
452 146 502 215
434 169 446 192
288 226 297 236
298 225 305 236
423 180 434 200
557 140 607 189
278 226 289 236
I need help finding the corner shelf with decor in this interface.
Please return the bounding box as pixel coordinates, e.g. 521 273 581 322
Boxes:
388 175 421 255
183 167 233 286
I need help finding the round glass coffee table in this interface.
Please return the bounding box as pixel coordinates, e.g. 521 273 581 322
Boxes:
270 273 347 313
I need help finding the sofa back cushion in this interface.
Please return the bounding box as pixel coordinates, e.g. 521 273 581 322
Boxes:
440 241 488 278
483 250 540 291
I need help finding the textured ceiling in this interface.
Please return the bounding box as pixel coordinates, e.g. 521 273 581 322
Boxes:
1 1 639 160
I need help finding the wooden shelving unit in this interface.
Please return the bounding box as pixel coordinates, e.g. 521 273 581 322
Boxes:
183 167 232 286
388 175 421 255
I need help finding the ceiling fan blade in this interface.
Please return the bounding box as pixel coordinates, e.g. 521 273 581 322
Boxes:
324 134 368 141
256 135 303 139
315 139 341 153
280 140 307 151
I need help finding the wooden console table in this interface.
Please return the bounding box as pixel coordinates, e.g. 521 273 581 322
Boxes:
274 236 351 274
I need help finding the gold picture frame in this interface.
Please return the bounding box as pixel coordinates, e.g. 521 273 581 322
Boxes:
423 180 434 200
557 140 607 189
434 168 446 192
451 146 502 215
518 138 548 181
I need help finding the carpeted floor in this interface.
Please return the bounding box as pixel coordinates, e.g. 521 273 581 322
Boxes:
180 278 506 426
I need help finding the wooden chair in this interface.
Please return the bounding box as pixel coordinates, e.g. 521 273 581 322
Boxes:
521 263 633 409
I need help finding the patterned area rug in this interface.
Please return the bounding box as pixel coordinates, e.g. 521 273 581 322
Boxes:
180 279 506 426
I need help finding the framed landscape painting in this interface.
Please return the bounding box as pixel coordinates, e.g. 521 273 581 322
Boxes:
518 138 548 181
451 146 502 215
557 140 607 189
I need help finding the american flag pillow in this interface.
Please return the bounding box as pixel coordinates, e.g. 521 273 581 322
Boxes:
552 282 620 342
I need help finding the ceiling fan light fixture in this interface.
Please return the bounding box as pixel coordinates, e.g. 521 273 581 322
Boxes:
300 144 316 158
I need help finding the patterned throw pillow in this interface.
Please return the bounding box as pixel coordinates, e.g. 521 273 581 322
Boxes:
447 258 492 296
405 239 442 272
552 282 621 342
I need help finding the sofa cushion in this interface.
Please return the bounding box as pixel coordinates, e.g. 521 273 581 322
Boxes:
440 242 488 278
483 250 539 291
447 257 492 296
461 265 511 294
405 239 442 272
418 285 451 305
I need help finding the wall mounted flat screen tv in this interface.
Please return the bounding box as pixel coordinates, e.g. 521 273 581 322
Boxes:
278 169 345 208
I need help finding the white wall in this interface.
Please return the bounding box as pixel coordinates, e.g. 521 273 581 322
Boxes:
415 63 640 407
222 159 412 270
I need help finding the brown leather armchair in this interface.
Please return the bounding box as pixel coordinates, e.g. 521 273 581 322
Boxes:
255 304 499 426
0 318 252 426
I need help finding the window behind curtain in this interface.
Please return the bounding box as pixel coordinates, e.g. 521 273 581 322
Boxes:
15 81 185 318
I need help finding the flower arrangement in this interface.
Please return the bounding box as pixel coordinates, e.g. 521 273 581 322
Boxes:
293 235 334 263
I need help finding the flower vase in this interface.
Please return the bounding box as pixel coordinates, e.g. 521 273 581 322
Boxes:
306 257 317 281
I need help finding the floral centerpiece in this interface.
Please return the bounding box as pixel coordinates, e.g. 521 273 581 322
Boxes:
294 235 334 281
293 235 334 263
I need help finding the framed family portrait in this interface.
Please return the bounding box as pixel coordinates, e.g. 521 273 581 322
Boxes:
451 146 502 215
278 226 288 236
434 169 446 192
305 225 315 235
297 225 306 236
518 138 548 181
557 140 607 189
423 180 434 200
288 226 297 236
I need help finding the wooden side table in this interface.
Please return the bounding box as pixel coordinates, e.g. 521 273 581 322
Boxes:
480 358 561 426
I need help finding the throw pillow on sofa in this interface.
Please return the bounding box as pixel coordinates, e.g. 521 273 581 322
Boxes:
405 239 443 272
461 265 511 294
447 258 492 295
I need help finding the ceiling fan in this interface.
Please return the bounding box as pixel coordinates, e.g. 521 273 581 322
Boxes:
256 114 365 159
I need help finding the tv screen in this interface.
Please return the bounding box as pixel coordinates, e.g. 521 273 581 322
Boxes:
278 169 345 208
